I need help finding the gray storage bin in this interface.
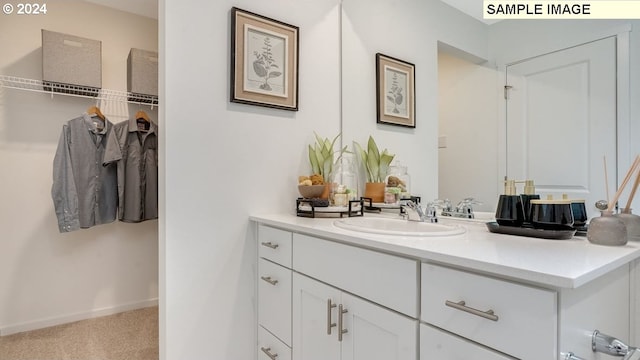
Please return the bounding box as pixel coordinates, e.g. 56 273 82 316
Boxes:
42 29 102 96
127 48 158 98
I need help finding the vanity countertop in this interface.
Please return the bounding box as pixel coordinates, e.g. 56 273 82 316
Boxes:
250 212 640 289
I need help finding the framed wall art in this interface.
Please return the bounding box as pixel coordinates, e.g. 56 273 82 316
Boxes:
376 53 415 128
231 7 299 111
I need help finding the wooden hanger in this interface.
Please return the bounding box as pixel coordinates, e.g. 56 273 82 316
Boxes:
87 106 105 121
135 110 150 122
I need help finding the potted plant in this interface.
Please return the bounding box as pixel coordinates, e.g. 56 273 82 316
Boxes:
299 132 347 199
354 136 395 202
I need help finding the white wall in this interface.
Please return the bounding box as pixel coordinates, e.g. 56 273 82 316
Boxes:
341 0 488 201
437 50 499 212
161 0 341 359
0 1 159 335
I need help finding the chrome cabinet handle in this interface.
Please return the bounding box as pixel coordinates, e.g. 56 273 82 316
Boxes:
260 276 278 286
445 300 499 321
338 304 348 342
261 242 279 249
260 347 278 360
327 299 337 335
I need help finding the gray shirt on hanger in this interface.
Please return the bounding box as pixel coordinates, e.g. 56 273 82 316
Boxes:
104 117 158 223
51 113 119 232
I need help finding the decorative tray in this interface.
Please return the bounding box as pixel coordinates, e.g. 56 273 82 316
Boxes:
296 198 363 218
486 222 577 240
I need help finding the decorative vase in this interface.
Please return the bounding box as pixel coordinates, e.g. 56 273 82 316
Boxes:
364 182 385 203
587 210 628 246
329 155 359 206
615 209 640 242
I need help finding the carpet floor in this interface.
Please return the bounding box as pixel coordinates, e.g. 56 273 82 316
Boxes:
0 306 158 360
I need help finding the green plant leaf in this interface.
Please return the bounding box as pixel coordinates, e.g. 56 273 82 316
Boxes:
367 151 380 182
379 151 395 181
354 142 371 182
308 145 320 175
367 136 380 166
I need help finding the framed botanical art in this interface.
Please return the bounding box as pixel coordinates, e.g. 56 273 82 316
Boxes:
231 7 299 111
376 53 415 128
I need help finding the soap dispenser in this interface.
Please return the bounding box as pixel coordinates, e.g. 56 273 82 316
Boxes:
495 179 525 227
520 180 540 224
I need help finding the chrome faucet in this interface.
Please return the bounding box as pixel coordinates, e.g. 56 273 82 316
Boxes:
562 330 640 360
592 330 638 357
402 200 438 223
440 197 480 219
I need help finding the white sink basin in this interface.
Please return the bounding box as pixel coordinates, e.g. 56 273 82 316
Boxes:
333 217 466 237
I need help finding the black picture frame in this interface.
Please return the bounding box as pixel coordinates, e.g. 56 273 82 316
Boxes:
376 53 416 128
230 7 299 111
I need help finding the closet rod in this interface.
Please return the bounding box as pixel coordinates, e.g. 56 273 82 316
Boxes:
0 75 159 108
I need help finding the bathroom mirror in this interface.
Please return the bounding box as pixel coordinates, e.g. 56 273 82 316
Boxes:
341 0 629 216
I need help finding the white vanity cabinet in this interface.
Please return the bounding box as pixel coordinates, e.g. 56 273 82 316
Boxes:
257 225 418 360
253 215 640 360
257 224 293 360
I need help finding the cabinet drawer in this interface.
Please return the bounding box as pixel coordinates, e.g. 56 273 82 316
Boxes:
258 225 292 268
421 263 557 360
259 258 292 346
293 233 418 317
420 324 513 360
258 326 291 360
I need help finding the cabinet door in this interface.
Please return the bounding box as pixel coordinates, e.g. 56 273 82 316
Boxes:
341 292 418 360
293 273 341 360
420 324 512 360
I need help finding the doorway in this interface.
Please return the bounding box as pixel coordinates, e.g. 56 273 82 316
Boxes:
505 37 617 219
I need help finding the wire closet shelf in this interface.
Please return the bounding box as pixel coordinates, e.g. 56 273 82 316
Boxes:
0 75 159 108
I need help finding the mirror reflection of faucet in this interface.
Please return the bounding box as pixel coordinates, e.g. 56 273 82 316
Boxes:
440 197 481 219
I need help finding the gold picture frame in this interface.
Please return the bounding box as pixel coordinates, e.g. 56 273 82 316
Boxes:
231 7 299 111
376 53 415 128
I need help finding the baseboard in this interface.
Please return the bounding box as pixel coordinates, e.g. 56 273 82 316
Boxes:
0 298 158 336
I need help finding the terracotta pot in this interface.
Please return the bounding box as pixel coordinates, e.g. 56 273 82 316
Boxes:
320 183 331 199
364 182 385 203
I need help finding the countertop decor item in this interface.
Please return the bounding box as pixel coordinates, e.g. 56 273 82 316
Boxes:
587 210 627 246
495 179 525 227
615 160 640 241
297 184 325 199
486 222 576 240
307 132 347 183
355 136 395 203
329 153 359 207
587 155 639 246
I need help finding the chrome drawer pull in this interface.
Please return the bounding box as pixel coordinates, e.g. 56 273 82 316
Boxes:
260 276 278 286
260 347 278 360
445 300 499 322
261 242 279 249
338 304 348 342
327 299 337 335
